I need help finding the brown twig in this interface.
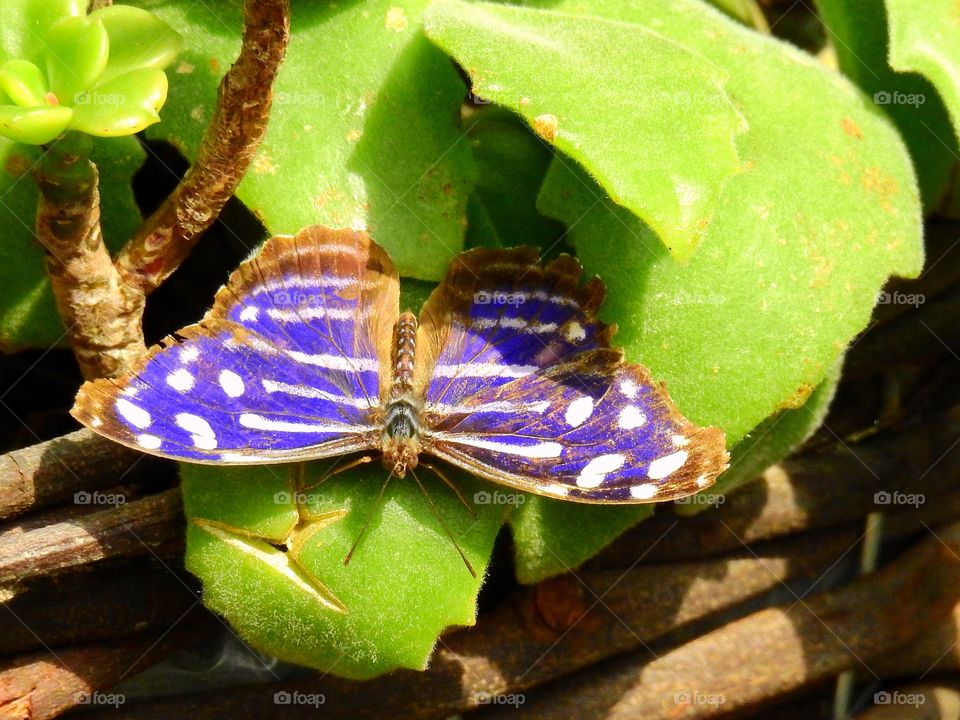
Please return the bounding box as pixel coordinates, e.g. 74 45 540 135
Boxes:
0 563 197 654
115 0 290 296
474 520 960 720
67 532 866 719
0 489 182 589
33 134 146 379
33 0 289 379
0 429 159 521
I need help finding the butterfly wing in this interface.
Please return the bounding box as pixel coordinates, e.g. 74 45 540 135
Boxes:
71 226 398 464
414 248 728 502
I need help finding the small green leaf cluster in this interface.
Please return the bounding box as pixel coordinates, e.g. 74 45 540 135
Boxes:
0 0 181 144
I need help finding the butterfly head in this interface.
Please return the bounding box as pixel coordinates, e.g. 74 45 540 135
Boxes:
381 398 421 479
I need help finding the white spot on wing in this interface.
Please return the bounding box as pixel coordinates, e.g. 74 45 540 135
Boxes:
629 483 659 500
166 368 194 392
620 379 639 399
239 306 259 322
175 413 217 450
116 398 151 429
136 433 162 450
576 453 626 488
180 346 200 363
647 450 688 479
672 433 690 447
565 396 594 428
564 321 586 343
618 406 646 430
219 370 245 398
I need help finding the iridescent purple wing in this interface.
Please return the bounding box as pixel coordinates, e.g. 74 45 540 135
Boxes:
414 249 728 502
71 227 398 464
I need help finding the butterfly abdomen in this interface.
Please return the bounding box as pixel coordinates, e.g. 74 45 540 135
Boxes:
382 311 422 477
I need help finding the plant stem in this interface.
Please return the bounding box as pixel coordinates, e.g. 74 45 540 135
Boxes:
115 0 290 295
34 132 146 379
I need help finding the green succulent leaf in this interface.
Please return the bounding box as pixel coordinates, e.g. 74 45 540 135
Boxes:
424 0 746 260
0 0 85 62
815 0 958 211
90 4 183 85
181 461 506 678
0 104 72 144
0 59 48 107
71 67 167 137
674 356 842 516
886 0 960 139
44 15 109 105
143 0 475 281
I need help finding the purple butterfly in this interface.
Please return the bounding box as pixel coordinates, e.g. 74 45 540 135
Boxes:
72 226 728 506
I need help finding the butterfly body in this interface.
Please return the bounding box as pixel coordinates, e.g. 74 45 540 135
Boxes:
72 227 729 504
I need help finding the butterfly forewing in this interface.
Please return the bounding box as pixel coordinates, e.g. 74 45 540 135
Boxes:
415 247 728 502
71 227 398 464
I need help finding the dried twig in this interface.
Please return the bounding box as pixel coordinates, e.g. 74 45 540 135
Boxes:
0 429 156 521
473 520 960 720
115 0 290 295
0 489 182 589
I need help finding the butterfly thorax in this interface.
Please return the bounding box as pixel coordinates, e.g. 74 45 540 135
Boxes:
381 311 421 478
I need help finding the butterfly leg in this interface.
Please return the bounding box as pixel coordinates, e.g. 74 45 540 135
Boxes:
294 456 375 525
420 462 477 519
409 467 477 578
302 454 376 492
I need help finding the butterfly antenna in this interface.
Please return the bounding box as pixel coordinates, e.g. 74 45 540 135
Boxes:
343 468 395 567
421 462 477 519
410 466 477 578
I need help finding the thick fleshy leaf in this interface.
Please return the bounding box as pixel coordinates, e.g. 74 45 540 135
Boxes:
90 5 183 84
505 0 922 580
536 0 921 446
44 15 109 104
0 0 84 62
424 0 746 260
0 135 144 351
0 59 48 107
816 0 958 210
886 0 960 137
0 104 72 144
142 0 475 281
181 461 506 678
465 106 566 253
70 67 167 136
674 356 842 516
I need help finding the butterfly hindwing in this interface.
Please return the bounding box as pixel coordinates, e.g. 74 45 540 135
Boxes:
414 246 613 409
415 249 728 502
71 227 398 464
421 349 727 502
